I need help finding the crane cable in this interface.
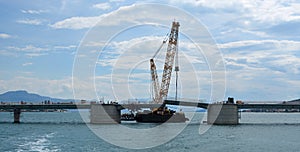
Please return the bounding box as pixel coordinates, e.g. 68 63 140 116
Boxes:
152 33 169 59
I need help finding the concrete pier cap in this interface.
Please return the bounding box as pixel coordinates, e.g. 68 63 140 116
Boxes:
90 104 122 124
207 99 239 125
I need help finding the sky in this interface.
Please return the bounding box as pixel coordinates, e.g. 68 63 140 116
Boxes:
0 0 300 102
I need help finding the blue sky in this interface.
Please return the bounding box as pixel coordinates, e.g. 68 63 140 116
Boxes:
1 0 300 102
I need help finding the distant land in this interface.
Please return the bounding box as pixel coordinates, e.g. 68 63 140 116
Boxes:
0 90 299 105
0 90 74 103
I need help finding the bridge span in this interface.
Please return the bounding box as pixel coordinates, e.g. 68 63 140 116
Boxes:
164 99 300 110
1 99 299 124
164 99 300 125
0 103 164 123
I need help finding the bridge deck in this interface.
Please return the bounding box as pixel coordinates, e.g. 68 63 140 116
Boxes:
0 103 163 110
1 102 299 111
0 104 91 110
164 100 300 110
238 104 300 109
164 100 209 109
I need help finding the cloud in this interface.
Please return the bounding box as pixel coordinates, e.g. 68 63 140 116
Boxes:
226 64 300 101
7 45 48 57
220 39 300 76
219 39 300 51
50 4 194 30
109 0 125 2
0 76 73 99
16 19 43 25
22 62 33 66
220 28 270 38
21 9 47 14
49 2 298 101
50 16 102 29
0 49 18 57
54 45 77 50
216 38 300 100
5 44 78 57
0 33 12 39
93 2 111 10
169 0 300 25
92 35 217 100
50 4 135 29
8 45 48 52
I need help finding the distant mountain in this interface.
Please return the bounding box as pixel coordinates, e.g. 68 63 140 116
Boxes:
0 90 74 103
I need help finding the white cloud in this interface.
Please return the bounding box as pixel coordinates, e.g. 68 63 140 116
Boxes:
0 33 12 39
109 0 125 2
8 45 48 52
93 2 111 10
54 45 77 50
169 0 240 8
49 2 298 101
16 19 43 25
220 28 270 38
50 4 135 29
4 44 78 57
0 76 73 99
22 62 33 66
219 39 300 51
246 1 300 24
216 38 300 100
92 35 219 100
7 45 48 57
169 0 300 25
50 4 195 30
26 53 48 57
220 39 300 77
21 9 47 14
50 16 102 29
0 49 18 57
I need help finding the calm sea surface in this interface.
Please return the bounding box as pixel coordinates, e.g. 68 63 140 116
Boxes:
0 111 300 152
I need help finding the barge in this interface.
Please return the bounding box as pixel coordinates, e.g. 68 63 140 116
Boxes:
135 107 188 123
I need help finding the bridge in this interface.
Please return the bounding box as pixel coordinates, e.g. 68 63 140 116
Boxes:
0 103 163 111
0 104 91 110
164 99 300 110
0 103 163 123
164 99 300 125
1 99 299 124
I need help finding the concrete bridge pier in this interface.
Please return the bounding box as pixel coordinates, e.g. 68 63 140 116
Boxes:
90 104 122 124
13 109 21 123
207 104 238 125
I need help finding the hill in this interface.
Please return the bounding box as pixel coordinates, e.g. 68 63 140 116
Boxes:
0 90 74 103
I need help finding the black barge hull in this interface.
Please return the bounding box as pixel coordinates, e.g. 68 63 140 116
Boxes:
135 113 187 123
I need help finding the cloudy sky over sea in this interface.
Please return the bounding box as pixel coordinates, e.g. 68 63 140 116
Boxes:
1 0 300 102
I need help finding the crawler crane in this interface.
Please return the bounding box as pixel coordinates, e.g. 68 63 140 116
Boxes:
150 21 180 104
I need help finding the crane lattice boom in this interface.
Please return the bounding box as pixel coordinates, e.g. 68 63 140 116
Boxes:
150 21 180 104
150 58 160 103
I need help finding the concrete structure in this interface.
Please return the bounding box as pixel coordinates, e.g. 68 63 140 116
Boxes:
13 109 21 123
207 104 238 125
2 100 300 125
164 99 300 125
0 103 159 123
90 104 122 124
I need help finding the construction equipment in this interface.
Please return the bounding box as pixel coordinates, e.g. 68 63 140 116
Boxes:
150 21 180 103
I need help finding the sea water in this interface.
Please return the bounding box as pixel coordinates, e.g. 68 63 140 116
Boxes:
0 112 300 152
